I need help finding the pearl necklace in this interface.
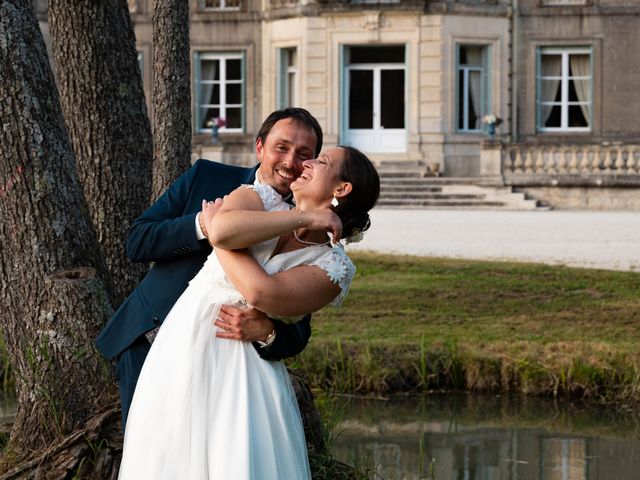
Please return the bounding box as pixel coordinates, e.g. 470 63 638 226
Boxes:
293 229 331 246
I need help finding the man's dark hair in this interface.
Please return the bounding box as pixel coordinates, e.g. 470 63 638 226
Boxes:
256 108 323 156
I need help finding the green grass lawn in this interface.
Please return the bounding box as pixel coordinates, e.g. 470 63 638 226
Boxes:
293 252 640 403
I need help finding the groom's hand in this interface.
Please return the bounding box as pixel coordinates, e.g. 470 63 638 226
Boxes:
215 305 274 342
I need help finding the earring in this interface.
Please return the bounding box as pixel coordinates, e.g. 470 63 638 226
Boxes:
331 195 339 207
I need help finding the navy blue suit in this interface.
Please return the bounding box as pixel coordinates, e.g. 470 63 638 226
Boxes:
96 160 311 426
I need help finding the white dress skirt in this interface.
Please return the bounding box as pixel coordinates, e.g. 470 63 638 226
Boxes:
118 184 354 480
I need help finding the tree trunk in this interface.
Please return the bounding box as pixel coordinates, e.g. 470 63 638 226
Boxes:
151 0 192 201
0 0 115 462
289 370 327 454
48 0 153 307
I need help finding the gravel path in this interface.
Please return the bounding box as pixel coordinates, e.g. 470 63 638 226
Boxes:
345 209 640 272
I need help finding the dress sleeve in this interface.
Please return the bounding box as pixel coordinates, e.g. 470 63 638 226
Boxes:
309 247 356 307
243 183 284 211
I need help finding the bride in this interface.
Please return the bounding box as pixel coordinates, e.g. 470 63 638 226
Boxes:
118 146 379 479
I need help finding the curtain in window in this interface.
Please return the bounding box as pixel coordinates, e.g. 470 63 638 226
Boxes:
466 48 483 129
540 55 561 126
200 60 218 128
570 54 590 122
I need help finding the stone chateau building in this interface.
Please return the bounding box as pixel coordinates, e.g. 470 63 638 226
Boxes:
43 0 640 209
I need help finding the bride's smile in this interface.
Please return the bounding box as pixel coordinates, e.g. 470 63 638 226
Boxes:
290 147 348 209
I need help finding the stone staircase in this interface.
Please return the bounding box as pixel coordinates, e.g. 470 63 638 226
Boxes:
376 163 546 210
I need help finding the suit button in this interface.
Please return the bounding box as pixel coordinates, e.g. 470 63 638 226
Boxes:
153 317 160 325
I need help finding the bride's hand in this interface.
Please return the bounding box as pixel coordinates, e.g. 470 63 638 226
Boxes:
300 208 343 244
201 198 224 239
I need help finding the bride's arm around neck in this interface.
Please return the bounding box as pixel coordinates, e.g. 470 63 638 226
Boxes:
204 186 298 250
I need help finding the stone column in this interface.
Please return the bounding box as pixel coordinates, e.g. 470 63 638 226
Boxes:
480 139 504 185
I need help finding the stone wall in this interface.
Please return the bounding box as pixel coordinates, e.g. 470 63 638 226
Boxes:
518 186 640 210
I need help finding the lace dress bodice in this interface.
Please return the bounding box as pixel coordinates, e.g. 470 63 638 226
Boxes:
187 183 355 321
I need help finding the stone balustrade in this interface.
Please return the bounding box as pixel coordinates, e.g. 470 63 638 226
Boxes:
503 144 640 177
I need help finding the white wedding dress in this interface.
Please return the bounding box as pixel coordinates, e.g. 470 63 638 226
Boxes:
118 184 354 480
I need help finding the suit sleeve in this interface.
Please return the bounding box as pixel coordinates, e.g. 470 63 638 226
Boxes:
126 161 207 263
253 314 311 361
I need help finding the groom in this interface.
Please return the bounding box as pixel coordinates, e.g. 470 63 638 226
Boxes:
96 108 323 428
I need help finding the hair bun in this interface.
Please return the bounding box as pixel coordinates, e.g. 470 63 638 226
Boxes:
342 211 371 240
344 213 371 244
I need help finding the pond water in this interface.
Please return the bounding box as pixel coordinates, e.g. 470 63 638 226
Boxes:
330 394 640 480
2 393 638 479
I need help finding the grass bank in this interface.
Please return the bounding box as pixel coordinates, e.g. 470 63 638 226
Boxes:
291 252 640 403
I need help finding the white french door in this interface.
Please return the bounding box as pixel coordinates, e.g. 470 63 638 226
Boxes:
344 53 406 153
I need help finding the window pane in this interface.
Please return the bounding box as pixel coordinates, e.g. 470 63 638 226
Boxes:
201 59 220 81
458 70 465 130
539 79 561 102
201 107 220 129
349 70 373 129
226 83 241 104
227 59 241 80
459 46 483 66
468 70 481 129
350 46 404 64
199 82 219 106
568 105 589 127
568 54 590 77
544 105 561 127
540 54 562 77
287 48 297 68
225 108 242 128
380 70 404 129
570 79 590 102
288 72 296 106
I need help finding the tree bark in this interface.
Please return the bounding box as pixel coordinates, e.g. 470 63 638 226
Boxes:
0 403 121 480
151 0 192 201
290 370 327 454
0 0 115 461
48 0 153 307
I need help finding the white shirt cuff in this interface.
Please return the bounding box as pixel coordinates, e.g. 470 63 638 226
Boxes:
195 212 206 240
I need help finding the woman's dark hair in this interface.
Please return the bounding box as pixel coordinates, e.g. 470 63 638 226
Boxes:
334 146 380 239
256 108 323 156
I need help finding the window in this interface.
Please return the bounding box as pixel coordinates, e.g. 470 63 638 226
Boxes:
277 48 298 109
199 0 241 10
540 437 588 480
342 45 406 153
456 44 490 133
537 47 592 132
195 52 244 133
542 0 588 5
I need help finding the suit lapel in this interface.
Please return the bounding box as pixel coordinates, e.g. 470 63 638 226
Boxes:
244 164 259 185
